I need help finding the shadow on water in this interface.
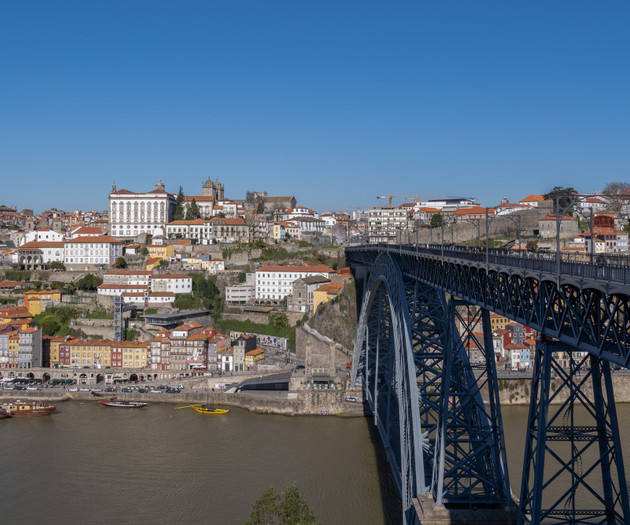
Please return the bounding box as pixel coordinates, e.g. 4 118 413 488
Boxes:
363 403 403 525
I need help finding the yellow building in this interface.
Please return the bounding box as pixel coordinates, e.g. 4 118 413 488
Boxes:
47 335 78 367
145 257 162 271
8 333 19 368
147 244 174 260
490 313 509 331
111 341 149 369
245 348 265 368
0 306 33 329
24 289 62 315
65 339 113 368
313 282 345 313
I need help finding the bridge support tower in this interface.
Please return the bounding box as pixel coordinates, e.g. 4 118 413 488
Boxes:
519 340 630 524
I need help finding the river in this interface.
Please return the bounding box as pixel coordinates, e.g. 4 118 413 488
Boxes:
2 401 630 524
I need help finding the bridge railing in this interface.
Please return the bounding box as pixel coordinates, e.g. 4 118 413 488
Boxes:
348 244 630 285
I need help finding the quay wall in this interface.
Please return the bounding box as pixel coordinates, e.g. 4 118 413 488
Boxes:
6 374 630 416
0 390 365 417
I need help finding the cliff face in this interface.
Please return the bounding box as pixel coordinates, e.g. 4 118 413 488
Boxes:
307 279 358 352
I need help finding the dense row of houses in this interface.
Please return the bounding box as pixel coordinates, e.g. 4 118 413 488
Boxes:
464 312 587 370
49 326 264 373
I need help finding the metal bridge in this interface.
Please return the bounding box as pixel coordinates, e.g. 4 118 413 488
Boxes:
346 244 630 525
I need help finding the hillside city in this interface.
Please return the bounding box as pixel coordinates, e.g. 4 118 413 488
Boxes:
0 178 629 388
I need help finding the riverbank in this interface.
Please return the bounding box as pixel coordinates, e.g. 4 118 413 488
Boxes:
0 389 367 417
6 372 630 414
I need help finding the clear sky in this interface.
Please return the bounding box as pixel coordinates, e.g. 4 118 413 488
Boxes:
1 1 628 213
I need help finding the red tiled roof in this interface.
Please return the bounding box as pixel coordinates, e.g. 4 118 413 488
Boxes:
19 241 65 250
257 265 333 273
66 235 122 244
104 270 152 275
520 194 545 202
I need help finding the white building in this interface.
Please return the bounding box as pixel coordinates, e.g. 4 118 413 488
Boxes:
102 269 152 286
17 241 65 269
367 207 410 244
255 265 334 302
64 236 123 266
108 180 176 238
22 228 64 245
293 217 326 236
151 274 193 294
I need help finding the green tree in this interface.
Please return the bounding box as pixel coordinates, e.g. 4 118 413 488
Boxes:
173 186 185 220
140 246 149 257
271 312 289 329
237 271 247 283
39 317 61 336
245 483 319 525
544 186 578 213
75 273 102 291
158 259 169 269
526 240 538 252
48 261 66 271
114 256 127 268
172 294 198 310
430 213 442 228
186 198 200 220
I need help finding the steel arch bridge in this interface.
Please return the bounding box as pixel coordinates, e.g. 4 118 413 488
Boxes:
346 244 630 525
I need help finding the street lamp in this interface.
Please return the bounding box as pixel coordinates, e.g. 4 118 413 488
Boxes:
502 214 522 257
464 218 482 250
576 206 595 264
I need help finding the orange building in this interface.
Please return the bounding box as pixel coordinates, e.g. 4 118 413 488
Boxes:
0 306 33 329
24 289 62 315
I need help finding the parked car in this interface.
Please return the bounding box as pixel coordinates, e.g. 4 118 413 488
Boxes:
150 389 163 394
68 387 79 392
79 388 90 392
3 386 14 391
137 388 148 393
91 388 102 392
26 386 38 391
121 387 132 393
14 386 26 391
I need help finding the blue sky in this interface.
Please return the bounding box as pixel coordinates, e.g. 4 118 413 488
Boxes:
1 1 628 213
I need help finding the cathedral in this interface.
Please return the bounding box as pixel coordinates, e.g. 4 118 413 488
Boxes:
202 178 224 200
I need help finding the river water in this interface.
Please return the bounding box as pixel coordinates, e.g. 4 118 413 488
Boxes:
2 401 630 524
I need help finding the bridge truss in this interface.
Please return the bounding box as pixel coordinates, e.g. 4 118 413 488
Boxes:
347 246 630 524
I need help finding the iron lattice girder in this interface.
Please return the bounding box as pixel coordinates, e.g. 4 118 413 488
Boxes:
351 253 426 524
351 252 513 521
518 343 630 524
346 248 630 367
432 302 511 507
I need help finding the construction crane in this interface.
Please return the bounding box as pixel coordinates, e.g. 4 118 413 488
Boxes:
377 193 437 207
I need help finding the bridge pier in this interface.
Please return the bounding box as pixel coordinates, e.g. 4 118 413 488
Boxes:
413 494 518 524
518 341 630 524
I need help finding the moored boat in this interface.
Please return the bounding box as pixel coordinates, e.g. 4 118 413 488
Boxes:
0 408 11 419
193 406 229 415
1 402 55 417
99 401 147 408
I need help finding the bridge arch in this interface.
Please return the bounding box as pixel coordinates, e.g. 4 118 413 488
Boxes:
352 252 513 522
349 244 630 524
